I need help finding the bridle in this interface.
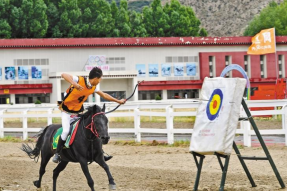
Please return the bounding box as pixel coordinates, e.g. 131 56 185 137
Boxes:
84 112 105 138
80 111 105 164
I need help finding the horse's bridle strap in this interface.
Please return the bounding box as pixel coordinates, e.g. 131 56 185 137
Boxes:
85 112 104 137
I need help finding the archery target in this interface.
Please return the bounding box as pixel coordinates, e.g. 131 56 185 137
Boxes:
206 89 223 121
190 77 246 155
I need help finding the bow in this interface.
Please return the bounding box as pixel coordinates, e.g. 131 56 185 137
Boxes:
105 80 144 114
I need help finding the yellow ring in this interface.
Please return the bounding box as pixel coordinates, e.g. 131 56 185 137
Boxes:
209 94 221 115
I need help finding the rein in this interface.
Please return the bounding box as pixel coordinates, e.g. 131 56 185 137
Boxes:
105 80 143 114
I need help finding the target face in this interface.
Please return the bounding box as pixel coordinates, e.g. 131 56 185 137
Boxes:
206 89 223 121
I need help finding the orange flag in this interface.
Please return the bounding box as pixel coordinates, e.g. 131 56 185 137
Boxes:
247 28 276 55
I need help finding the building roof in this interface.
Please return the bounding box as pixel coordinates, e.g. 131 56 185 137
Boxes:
1 36 287 49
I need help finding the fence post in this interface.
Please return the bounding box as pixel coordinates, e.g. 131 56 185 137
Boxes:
22 110 28 140
166 105 174 144
0 110 4 138
284 105 287 146
242 103 251 147
47 108 53 125
134 107 141 142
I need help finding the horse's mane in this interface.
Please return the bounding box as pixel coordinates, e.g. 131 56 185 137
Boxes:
78 104 101 119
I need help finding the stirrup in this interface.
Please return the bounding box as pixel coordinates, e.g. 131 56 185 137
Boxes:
52 153 61 163
104 155 113 162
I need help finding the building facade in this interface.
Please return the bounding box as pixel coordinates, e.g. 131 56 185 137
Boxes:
0 36 286 104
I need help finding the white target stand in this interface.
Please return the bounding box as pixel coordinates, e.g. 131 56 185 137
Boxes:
190 74 285 191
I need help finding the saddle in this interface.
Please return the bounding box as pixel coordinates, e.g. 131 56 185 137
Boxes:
52 117 81 149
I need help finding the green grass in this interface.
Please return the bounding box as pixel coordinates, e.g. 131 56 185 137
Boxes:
237 144 244 149
0 136 35 143
112 139 190 147
109 115 195 123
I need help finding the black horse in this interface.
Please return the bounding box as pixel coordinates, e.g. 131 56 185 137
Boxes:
21 104 116 191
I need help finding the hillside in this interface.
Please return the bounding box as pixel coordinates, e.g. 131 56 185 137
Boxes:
126 0 284 37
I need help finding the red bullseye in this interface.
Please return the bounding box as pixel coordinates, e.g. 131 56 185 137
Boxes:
213 100 217 109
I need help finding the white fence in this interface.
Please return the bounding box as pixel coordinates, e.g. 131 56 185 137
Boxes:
0 99 287 147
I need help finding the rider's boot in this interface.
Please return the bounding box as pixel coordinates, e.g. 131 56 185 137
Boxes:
52 137 65 163
104 155 113 162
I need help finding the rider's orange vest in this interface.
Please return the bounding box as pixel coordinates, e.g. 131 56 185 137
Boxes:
60 76 96 113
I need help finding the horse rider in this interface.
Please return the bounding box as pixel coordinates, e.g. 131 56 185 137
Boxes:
53 67 126 163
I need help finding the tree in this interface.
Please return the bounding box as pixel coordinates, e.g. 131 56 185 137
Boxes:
130 11 147 37
164 0 201 37
0 0 11 38
114 0 131 37
46 2 60 37
77 0 114 37
199 28 208 37
244 0 287 36
56 0 82 37
142 0 169 37
10 0 48 38
110 0 118 20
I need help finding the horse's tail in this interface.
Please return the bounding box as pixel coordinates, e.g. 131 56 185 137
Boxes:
21 126 49 163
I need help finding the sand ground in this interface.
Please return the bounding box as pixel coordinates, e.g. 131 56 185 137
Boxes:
0 142 287 191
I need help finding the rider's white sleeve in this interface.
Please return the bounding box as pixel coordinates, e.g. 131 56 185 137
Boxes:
94 85 99 93
72 75 79 82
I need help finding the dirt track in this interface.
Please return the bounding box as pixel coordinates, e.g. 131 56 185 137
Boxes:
0 142 287 191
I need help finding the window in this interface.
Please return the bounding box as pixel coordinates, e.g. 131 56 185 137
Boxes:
225 56 232 77
244 55 251 77
167 89 199 99
106 57 125 70
16 94 50 104
209 56 215 77
278 55 285 78
139 90 161 100
165 56 198 63
0 95 9 104
100 91 125 102
260 55 266 78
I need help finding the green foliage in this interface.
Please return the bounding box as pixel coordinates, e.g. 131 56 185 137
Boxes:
142 0 170 37
46 2 60 37
130 11 147 37
56 0 82 38
199 28 208 37
3 0 207 38
0 0 11 38
155 95 161 100
35 100 42 104
114 0 131 37
9 0 48 38
244 0 287 36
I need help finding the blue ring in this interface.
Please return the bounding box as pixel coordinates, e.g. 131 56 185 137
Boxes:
206 89 223 121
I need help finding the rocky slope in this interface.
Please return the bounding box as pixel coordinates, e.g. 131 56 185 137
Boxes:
129 0 284 36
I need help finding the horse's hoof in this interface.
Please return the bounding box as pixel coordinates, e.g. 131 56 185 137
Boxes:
109 184 116 190
33 180 40 188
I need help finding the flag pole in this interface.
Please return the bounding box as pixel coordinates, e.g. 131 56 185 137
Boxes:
274 28 278 80
274 28 278 99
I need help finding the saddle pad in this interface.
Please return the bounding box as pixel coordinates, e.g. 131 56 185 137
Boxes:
52 120 80 149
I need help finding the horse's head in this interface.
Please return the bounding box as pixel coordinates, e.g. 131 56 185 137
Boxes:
90 104 110 144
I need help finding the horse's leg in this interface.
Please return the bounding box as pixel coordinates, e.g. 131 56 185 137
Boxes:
34 153 52 188
52 161 68 191
95 154 116 190
79 161 95 191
